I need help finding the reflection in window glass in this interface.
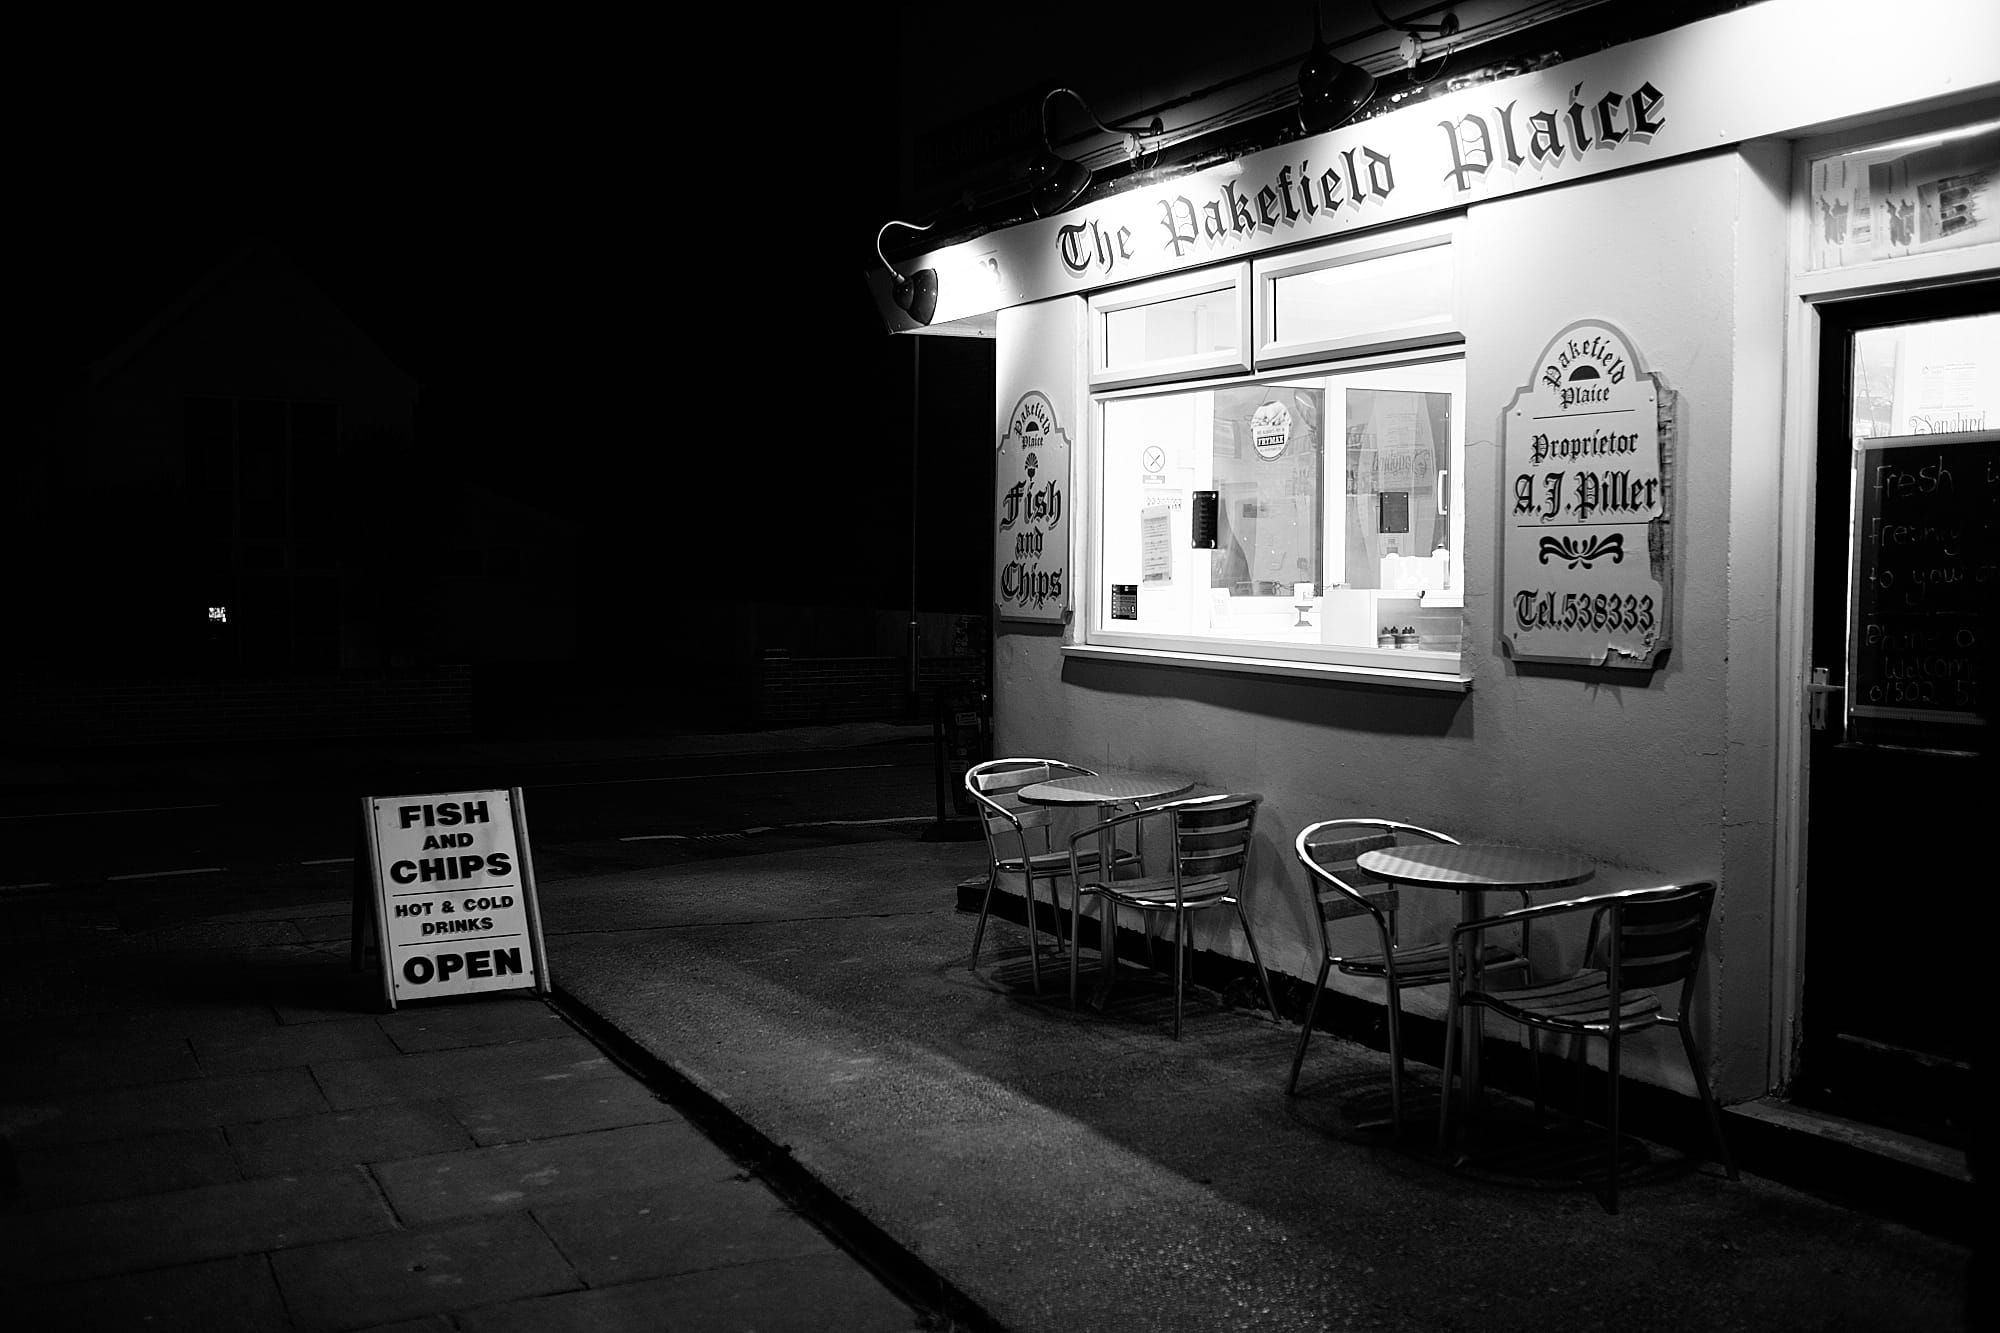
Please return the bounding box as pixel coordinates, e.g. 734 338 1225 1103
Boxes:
1851 312 1999 438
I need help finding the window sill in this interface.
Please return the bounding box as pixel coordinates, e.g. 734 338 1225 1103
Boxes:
1062 642 1472 692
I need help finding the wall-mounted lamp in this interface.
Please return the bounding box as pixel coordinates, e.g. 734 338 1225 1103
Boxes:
1029 87 1164 218
1297 5 1376 135
875 219 938 327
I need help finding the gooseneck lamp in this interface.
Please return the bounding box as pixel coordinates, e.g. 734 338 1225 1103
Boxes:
875 219 939 327
1297 5 1376 134
1030 87 1164 219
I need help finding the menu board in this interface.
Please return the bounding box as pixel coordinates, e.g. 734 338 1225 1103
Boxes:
1846 430 1997 747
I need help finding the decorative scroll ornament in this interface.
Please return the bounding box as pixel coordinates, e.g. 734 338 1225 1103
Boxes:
1538 533 1626 569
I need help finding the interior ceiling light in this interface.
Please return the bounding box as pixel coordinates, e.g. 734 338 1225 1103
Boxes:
875 219 938 327
1030 87 1165 218
1297 4 1377 135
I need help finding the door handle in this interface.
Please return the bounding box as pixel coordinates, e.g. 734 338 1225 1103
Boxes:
1808 667 1843 731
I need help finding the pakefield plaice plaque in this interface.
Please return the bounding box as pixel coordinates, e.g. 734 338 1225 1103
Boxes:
1500 320 1673 668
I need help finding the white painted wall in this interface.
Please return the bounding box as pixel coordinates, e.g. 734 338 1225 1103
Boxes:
992 146 1793 1102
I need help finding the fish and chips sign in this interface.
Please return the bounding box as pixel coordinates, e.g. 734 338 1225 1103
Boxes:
357 788 549 1009
1501 320 1673 668
996 391 1070 622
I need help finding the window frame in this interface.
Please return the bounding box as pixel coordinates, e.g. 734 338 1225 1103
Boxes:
1076 225 1469 687
1087 262 1253 390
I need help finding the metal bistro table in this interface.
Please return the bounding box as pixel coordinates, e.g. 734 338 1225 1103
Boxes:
1355 842 1595 1122
1017 771 1197 1008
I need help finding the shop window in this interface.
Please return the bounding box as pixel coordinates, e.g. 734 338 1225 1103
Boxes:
1085 228 1465 680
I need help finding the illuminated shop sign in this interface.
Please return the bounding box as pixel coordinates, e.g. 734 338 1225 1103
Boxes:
870 0 2000 330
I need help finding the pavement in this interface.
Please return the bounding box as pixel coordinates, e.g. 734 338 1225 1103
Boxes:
0 722 1986 1331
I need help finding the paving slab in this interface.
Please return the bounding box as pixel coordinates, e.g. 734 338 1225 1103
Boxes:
6 1252 291 1333
227 1101 476 1177
310 1034 615 1110
377 996 574 1053
0 1165 394 1285
269 1213 582 1333
7 1065 329 1144
446 1071 672 1146
372 1119 734 1225
6 1126 242 1208
192 1013 402 1071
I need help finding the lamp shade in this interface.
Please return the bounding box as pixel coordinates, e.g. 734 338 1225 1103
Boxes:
1028 149 1092 218
893 267 939 327
1297 47 1374 134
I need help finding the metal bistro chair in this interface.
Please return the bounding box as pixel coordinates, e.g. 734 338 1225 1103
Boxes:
1287 820 1530 1135
1437 881 1737 1212
1067 793 1278 1039
964 759 1139 992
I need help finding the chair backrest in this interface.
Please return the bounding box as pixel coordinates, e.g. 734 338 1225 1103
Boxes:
1167 793 1261 886
1600 881 1717 996
965 758 1095 850
1294 819 1460 948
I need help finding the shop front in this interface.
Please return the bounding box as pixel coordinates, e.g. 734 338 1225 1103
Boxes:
870 0 1999 1151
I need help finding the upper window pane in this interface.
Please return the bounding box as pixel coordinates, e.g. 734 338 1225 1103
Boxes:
1103 287 1240 371
1271 245 1454 347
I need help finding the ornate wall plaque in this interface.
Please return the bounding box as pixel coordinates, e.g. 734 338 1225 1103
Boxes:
995 391 1070 623
1500 320 1673 668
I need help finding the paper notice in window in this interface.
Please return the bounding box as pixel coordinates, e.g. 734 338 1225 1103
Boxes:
1142 506 1174 584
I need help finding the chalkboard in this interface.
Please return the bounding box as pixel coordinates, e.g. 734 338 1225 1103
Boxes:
1846 430 1997 749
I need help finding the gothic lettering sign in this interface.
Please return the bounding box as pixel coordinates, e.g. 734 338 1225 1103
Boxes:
865 1 2000 331
996 391 1069 622
1501 321 1672 668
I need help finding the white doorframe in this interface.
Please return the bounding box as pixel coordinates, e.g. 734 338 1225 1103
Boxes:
1771 108 2000 1093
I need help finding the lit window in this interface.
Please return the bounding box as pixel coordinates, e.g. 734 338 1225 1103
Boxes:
1087 226 1465 676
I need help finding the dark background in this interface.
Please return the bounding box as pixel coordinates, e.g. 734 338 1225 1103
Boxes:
18 23 994 681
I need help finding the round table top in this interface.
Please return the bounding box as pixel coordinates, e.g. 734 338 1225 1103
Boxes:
1357 842 1595 891
1016 773 1196 807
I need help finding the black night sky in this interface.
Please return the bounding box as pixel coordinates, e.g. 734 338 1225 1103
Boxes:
21 25 993 676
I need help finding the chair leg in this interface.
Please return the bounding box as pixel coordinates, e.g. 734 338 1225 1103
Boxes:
1383 987 1406 1139
1529 1029 1544 1120
1069 891 1086 1013
1604 1027 1622 1214
1236 904 1279 1023
1021 875 1043 994
969 868 999 971
1171 908 1185 1040
1678 1018 1738 1180
1437 989 1463 1154
1287 958 1333 1095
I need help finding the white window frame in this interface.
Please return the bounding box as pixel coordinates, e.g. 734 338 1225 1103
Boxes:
1088 263 1253 389
1074 225 1470 689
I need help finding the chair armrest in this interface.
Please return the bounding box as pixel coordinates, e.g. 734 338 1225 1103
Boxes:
1067 805 1165 883
1444 885 1682 987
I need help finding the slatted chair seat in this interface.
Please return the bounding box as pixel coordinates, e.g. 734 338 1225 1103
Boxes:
1438 881 1736 1213
1287 819 1531 1138
1068 793 1276 1038
1335 938 1525 985
966 758 1138 992
1473 972 1664 1029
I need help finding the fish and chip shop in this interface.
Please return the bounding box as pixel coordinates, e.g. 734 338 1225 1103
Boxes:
868 0 1999 1155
